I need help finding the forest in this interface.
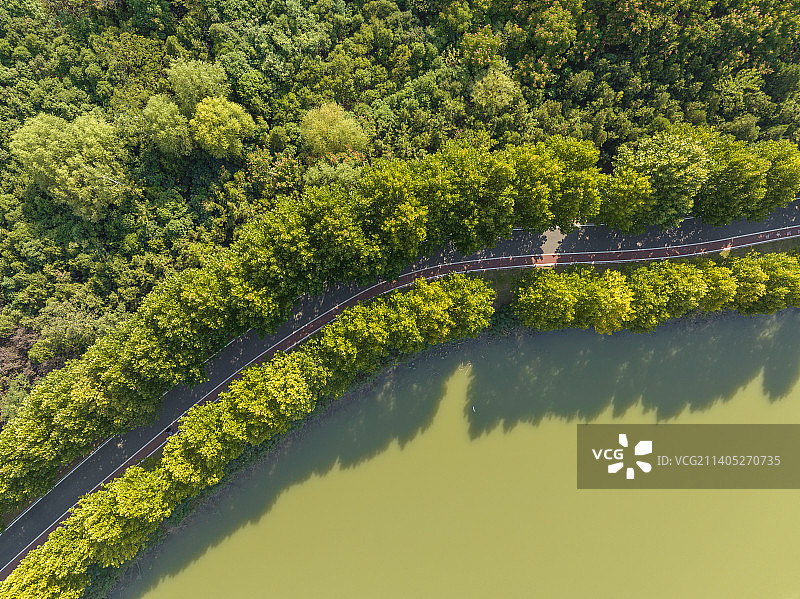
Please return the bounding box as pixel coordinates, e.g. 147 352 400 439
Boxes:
1 0 800 420
1 0 800 593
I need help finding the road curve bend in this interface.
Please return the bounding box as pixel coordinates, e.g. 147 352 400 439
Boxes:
2 206 800 580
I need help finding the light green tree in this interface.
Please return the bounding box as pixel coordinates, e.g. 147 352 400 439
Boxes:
11 113 130 222
223 351 330 446
300 102 368 156
625 266 673 332
754 140 800 220
471 66 524 119
655 261 709 318
598 166 654 233
514 269 579 329
189 97 255 159
580 269 634 334
0 520 91 598
698 262 738 312
166 59 231 116
73 466 174 567
0 374 29 421
728 257 768 313
613 131 709 230
356 159 429 273
744 252 800 314
160 401 247 494
504 144 556 232
543 136 604 231
142 94 192 157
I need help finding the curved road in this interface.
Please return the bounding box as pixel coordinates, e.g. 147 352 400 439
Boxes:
2 205 800 580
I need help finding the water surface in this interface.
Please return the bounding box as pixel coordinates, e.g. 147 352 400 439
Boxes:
112 310 800 599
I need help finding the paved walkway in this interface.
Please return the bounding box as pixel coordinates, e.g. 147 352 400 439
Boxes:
2 203 800 580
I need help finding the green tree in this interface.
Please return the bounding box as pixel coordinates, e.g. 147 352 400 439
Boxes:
126 0 172 35
613 132 709 230
356 159 429 274
728 257 768 313
578 269 634 334
0 374 29 421
420 139 515 253
504 143 556 232
11 113 130 222
73 466 174 567
753 140 800 220
300 102 369 157
230 200 316 303
687 127 769 225
698 262 738 312
744 252 800 314
300 184 380 286
544 136 604 231
190 97 255 159
28 292 126 364
142 94 193 157
597 166 654 233
167 59 231 116
514 269 579 329
625 266 674 332
470 65 528 140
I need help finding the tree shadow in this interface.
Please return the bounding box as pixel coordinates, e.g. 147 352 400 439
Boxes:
111 343 461 598
556 200 800 254
111 308 800 598
465 309 800 438
407 231 549 271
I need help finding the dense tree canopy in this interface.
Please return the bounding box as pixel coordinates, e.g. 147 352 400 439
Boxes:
1 0 800 587
597 126 800 232
0 0 800 407
513 253 800 334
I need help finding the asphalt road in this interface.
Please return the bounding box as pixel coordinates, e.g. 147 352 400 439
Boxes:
2 203 800 580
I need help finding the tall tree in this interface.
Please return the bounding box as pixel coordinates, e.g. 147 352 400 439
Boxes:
686 126 769 225
753 140 800 220
611 131 710 230
300 102 369 157
11 113 130 222
189 97 255 159
167 59 231 116
142 95 193 157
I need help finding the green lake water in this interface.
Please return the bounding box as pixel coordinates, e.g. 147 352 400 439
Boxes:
112 310 800 599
